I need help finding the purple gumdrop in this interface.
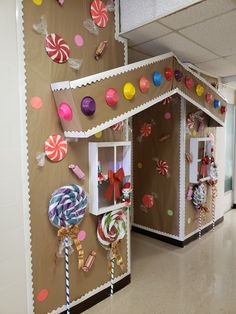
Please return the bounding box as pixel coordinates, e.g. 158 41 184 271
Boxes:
174 69 183 82
81 96 96 116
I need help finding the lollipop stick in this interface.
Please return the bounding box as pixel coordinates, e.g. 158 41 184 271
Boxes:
198 210 202 240
110 258 115 296
65 236 70 314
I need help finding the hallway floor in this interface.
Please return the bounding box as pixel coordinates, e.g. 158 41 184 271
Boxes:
84 210 236 314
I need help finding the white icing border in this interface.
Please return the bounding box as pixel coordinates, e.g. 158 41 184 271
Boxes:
16 0 34 313
179 97 186 241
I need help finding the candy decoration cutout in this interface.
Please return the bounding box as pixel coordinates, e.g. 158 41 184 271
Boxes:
196 84 204 97
44 134 68 162
95 41 108 60
139 76 151 93
192 183 208 239
162 96 172 105
90 0 109 28
58 102 73 121
174 69 183 82
97 209 126 273
155 160 169 176
81 96 96 116
69 164 85 180
140 122 152 137
33 17 82 70
110 121 124 131
220 105 227 114
105 88 119 107
45 33 70 63
214 99 221 109
187 113 195 130
121 182 132 206
82 251 96 272
142 194 154 209
48 185 87 313
153 71 163 86
164 68 173 81
123 82 136 100
185 77 194 89
205 92 214 105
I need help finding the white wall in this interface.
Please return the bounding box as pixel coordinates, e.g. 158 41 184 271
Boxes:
216 84 236 216
0 1 28 313
120 0 202 33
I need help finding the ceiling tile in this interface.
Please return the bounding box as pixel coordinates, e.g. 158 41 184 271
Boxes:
179 10 236 57
134 32 218 63
196 58 236 77
123 22 171 46
225 54 236 66
159 0 236 30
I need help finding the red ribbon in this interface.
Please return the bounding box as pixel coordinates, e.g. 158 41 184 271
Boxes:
104 168 125 201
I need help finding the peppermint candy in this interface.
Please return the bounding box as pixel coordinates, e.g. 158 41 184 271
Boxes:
45 33 70 63
48 184 87 228
110 121 124 131
44 134 68 162
140 122 152 137
187 113 195 130
90 0 109 28
156 160 169 176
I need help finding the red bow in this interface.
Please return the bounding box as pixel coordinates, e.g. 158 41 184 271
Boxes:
104 168 124 201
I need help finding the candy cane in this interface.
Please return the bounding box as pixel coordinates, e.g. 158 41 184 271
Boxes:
65 236 70 314
212 185 217 231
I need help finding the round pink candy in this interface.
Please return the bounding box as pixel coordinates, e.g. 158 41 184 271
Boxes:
74 34 84 47
58 102 73 121
164 112 172 120
105 88 119 107
78 230 86 241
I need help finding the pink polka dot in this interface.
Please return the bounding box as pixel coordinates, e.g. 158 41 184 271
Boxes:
78 230 86 241
37 289 48 302
74 35 84 47
164 112 172 120
30 96 43 109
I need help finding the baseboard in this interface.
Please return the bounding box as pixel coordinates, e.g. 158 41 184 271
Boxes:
132 226 184 247
62 274 131 314
232 204 236 209
132 216 224 248
183 216 224 246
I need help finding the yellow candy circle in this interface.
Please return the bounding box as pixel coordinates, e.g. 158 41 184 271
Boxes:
192 130 197 137
32 0 43 5
95 131 102 138
196 84 204 97
123 82 136 100
187 217 192 224
137 162 143 169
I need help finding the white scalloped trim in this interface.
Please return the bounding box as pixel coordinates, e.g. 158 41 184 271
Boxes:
16 0 34 313
114 0 128 65
179 97 186 241
51 52 175 91
132 223 182 240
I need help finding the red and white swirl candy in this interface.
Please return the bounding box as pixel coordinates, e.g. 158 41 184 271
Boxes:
45 33 70 64
156 160 169 176
110 121 124 131
44 134 68 162
187 113 195 130
90 0 109 28
140 122 152 137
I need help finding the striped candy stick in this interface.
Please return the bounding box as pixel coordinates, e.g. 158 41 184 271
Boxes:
110 258 115 296
65 236 70 314
198 209 202 239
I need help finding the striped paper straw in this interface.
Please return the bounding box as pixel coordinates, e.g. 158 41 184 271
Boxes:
110 259 115 296
65 236 70 314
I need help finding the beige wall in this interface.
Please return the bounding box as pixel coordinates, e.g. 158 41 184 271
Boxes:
0 1 28 313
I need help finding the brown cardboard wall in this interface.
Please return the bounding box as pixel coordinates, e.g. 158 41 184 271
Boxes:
23 0 127 313
185 102 215 236
133 94 180 236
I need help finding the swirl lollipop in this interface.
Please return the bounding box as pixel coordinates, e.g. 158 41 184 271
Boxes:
48 184 87 312
97 209 126 288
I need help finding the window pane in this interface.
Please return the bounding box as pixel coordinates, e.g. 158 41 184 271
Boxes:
224 104 235 192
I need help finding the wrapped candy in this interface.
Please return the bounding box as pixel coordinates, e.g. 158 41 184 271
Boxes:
83 19 99 35
56 0 64 5
106 0 115 12
140 193 157 213
82 251 96 272
90 0 109 28
33 16 82 70
95 41 108 60
36 152 46 167
69 164 85 180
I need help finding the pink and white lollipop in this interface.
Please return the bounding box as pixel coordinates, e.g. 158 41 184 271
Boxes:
45 33 70 64
44 134 68 162
90 0 109 28
156 160 169 176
